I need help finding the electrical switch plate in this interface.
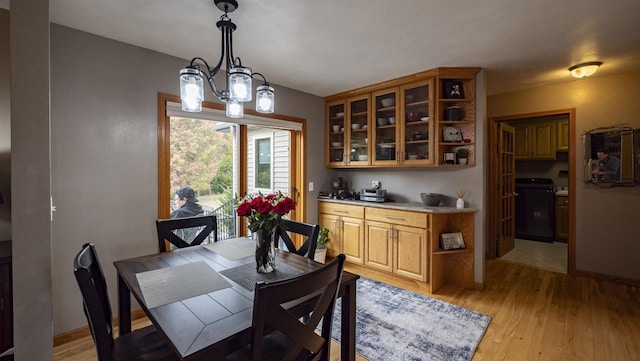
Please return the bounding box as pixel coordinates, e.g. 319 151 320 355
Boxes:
372 180 380 189
308 182 314 191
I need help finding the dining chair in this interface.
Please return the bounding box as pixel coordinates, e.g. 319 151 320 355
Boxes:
275 219 320 260
156 214 217 252
224 254 346 361
72 243 179 361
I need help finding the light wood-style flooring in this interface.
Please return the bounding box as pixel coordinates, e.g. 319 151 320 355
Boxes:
53 259 640 361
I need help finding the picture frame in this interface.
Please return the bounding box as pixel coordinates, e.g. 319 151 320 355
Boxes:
440 232 465 250
443 80 464 99
443 152 456 165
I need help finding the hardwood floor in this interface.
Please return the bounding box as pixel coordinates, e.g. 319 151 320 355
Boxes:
53 259 640 361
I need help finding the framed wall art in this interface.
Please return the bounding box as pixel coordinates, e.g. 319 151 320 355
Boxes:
443 80 464 99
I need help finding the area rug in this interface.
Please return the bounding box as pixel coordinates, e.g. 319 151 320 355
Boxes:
330 277 490 361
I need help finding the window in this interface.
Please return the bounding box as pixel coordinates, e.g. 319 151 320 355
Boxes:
255 136 272 190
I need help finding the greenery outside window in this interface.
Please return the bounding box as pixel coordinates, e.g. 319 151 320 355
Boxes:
255 136 273 190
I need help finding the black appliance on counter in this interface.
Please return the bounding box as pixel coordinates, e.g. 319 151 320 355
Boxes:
515 178 555 242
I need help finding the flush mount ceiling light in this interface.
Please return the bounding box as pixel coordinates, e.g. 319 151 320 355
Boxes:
568 61 603 79
179 0 274 118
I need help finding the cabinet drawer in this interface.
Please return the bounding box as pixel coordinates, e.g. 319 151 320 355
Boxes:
318 202 364 218
365 207 428 228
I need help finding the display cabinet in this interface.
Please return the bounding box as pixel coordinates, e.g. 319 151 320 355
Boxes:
372 88 400 166
325 67 479 168
436 73 477 166
400 80 434 165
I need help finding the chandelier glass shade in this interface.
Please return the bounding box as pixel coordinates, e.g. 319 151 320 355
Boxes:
179 0 275 117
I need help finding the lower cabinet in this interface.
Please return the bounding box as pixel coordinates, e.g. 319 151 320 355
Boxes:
318 203 364 264
555 195 569 242
318 201 474 293
364 220 427 281
0 241 12 355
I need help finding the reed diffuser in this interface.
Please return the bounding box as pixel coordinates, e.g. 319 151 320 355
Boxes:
455 188 467 208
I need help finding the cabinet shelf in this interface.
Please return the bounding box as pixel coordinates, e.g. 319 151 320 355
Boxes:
439 142 469 146
438 120 471 125
439 98 473 103
432 248 471 255
406 140 429 145
406 120 429 126
405 100 429 107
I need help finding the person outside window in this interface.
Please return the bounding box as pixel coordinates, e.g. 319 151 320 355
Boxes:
171 186 204 218
592 148 621 181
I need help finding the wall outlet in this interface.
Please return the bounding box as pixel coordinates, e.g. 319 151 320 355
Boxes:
372 180 380 189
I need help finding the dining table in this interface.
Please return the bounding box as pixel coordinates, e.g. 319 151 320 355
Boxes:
114 238 359 361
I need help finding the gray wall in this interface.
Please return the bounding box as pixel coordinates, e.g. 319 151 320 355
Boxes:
48 25 323 334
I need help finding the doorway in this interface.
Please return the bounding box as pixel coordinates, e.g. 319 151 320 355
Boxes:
157 93 308 240
488 109 576 274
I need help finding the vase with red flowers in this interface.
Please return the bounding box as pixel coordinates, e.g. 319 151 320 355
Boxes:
236 191 295 273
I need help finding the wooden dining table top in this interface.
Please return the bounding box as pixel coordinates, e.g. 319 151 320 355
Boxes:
114 241 359 361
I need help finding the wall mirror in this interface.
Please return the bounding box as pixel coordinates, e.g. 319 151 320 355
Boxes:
583 126 640 186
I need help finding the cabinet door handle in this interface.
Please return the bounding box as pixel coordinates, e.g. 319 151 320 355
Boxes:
385 215 404 221
334 209 347 213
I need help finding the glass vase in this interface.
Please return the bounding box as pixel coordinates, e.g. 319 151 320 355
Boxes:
255 228 276 273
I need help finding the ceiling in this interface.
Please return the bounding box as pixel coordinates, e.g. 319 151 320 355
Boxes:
3 0 640 97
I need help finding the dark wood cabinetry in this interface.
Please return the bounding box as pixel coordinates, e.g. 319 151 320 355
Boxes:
555 196 569 242
0 241 12 356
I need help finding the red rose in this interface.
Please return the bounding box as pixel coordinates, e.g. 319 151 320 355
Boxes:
265 193 277 201
272 201 289 216
250 196 263 208
236 202 252 216
283 197 295 211
256 201 272 214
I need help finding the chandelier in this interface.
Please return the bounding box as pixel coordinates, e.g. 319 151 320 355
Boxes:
179 0 275 118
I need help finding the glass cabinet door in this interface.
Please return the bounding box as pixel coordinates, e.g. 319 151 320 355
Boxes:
347 95 370 165
327 101 346 166
372 89 399 165
401 80 433 164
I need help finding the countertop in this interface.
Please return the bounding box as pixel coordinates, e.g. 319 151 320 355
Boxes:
318 198 477 214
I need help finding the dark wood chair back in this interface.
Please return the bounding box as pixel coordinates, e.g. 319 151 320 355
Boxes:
249 254 346 361
73 243 179 361
73 243 117 361
156 214 217 252
275 219 320 260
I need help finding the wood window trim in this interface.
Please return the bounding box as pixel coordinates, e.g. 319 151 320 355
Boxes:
157 92 308 236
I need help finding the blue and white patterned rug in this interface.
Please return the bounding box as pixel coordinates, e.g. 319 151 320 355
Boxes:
330 277 491 361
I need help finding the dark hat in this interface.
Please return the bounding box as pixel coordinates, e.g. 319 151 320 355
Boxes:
176 187 198 202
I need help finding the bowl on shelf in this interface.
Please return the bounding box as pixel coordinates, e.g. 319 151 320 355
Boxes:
335 112 344 117
388 117 396 124
357 154 368 161
351 123 361 130
331 141 343 147
381 98 395 107
420 193 443 206
332 125 340 132
377 117 389 126
408 154 418 160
